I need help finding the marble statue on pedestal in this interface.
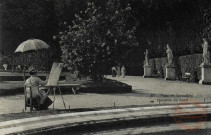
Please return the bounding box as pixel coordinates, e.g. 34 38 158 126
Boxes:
143 49 152 78
144 49 149 66
166 44 173 66
199 38 211 84
202 38 210 65
165 44 175 80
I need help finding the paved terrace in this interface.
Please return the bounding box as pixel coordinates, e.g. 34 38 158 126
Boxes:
0 75 211 114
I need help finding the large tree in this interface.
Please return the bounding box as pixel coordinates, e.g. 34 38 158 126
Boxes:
55 0 138 80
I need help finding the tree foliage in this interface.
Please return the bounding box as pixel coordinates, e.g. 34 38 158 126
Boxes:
1 0 211 74
55 0 138 80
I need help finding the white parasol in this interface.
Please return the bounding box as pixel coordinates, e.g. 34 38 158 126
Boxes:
15 39 49 53
14 39 50 80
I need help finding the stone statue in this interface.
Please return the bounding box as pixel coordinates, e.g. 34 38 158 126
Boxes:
202 38 210 64
144 49 149 66
166 44 173 66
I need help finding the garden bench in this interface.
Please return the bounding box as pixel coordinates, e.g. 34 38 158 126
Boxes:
181 72 191 82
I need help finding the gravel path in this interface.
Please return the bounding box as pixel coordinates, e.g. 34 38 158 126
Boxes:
0 75 211 114
108 76 211 99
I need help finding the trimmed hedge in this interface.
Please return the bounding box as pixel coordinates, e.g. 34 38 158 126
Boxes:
147 53 204 82
125 62 143 76
0 75 66 81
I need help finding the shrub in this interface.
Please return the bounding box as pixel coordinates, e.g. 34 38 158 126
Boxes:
55 0 138 81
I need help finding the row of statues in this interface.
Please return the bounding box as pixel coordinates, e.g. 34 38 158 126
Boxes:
144 44 173 66
144 38 210 66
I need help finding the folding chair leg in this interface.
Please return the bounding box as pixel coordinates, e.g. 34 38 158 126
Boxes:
37 98 40 110
30 98 32 112
25 99 26 111
53 87 56 110
24 86 27 111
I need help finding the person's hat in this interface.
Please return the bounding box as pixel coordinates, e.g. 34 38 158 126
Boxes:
28 66 36 73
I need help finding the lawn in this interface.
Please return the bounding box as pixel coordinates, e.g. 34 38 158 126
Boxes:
0 78 132 96
0 81 24 89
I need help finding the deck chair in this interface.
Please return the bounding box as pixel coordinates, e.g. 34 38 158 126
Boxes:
24 85 40 111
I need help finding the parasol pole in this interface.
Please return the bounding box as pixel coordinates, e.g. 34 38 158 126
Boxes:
46 51 49 73
23 53 26 81
12 54 14 74
37 51 39 70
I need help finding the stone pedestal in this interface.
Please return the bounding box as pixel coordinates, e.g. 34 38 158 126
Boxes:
165 65 176 80
199 63 211 85
143 65 152 78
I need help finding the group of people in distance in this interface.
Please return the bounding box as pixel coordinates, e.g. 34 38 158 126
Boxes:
111 65 126 78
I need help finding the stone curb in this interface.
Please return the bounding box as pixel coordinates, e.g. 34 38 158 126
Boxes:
1 103 211 129
0 103 210 134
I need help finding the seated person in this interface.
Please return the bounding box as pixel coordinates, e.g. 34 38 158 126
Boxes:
25 67 52 110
